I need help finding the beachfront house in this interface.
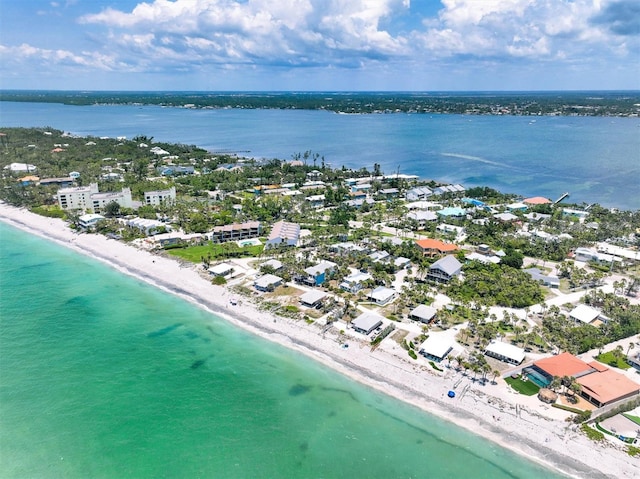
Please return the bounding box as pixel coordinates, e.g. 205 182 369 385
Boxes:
208 262 235 279
484 341 525 365
419 336 454 363
78 213 105 230
299 290 328 309
351 313 383 335
254 274 283 292
427 255 462 283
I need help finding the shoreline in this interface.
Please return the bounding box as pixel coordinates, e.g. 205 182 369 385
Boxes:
1 203 637 478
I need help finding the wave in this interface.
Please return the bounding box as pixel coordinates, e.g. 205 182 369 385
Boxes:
440 152 507 169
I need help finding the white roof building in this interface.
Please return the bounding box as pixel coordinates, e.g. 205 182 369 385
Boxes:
351 313 384 335
485 341 525 365
299 290 328 308
208 262 235 277
419 336 454 362
4 162 37 172
368 286 397 305
569 304 603 325
410 304 437 323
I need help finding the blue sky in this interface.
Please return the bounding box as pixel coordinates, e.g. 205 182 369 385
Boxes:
1 0 638 91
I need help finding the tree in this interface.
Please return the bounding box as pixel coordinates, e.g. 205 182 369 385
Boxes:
103 200 121 218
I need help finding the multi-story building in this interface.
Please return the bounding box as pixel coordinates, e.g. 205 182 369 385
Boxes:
144 186 176 206
57 183 133 212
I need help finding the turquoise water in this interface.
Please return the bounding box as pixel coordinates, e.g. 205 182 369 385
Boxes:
1 101 639 209
0 223 566 478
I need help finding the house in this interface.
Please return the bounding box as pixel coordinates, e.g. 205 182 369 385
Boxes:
494 212 519 222
369 250 390 262
39 177 73 187
419 336 454 362
378 188 399 198
415 239 458 258
409 304 437 324
260 259 283 272
4 162 36 173
427 255 462 283
340 272 373 293
576 366 640 407
210 221 261 243
305 194 325 208
297 260 337 287
569 304 608 325
351 313 383 335
368 286 396 306
208 262 235 278
78 213 105 230
524 268 560 288
17 175 40 186
125 217 169 235
407 210 438 228
405 186 432 201
437 207 466 218
523 196 552 205
484 341 525 365
144 187 176 206
394 257 411 270
265 220 300 249
299 290 328 308
158 165 195 176
528 352 596 387
254 274 283 292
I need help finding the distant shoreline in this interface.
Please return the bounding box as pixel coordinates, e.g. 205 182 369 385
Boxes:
2 90 639 117
1 202 637 479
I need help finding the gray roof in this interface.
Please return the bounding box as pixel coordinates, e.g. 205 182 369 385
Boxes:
430 255 462 276
352 313 383 332
254 274 283 289
300 290 328 305
410 304 437 321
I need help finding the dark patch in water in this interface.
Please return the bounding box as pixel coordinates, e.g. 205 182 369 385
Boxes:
320 386 359 402
299 441 309 452
190 354 214 370
185 331 199 340
328 411 337 418
416 439 423 445
289 383 312 396
147 323 182 338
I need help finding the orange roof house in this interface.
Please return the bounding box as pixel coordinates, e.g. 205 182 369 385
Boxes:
532 352 595 380
577 368 640 407
415 239 458 258
523 196 552 205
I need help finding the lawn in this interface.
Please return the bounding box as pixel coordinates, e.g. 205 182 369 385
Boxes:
623 414 640 426
166 242 263 262
596 351 631 370
505 376 540 396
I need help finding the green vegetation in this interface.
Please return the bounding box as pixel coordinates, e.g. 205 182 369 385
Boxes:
504 376 540 396
627 446 640 457
408 349 417 360
211 276 227 285
596 350 631 370
581 424 605 441
3 90 639 117
429 361 443 372
166 243 263 262
623 414 640 426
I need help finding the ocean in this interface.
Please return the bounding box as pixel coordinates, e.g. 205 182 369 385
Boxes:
1 100 639 209
0 222 566 478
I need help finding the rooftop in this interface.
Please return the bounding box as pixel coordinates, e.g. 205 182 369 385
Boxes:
534 352 595 379
577 368 640 405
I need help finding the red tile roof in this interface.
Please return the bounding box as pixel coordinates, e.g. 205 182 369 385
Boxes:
415 239 458 252
533 352 595 378
523 196 552 205
577 369 640 405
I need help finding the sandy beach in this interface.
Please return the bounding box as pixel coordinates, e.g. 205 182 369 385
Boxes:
1 202 637 478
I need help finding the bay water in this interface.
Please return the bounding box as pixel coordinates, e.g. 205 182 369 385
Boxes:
0 223 565 478
1 100 639 209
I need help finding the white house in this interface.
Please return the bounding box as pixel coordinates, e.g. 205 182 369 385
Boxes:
368 286 396 306
485 341 525 365
78 213 105 230
340 272 372 293
57 183 133 212
419 336 454 362
254 274 283 292
569 304 606 325
208 262 235 278
4 162 36 173
409 304 437 324
299 290 328 308
351 313 383 335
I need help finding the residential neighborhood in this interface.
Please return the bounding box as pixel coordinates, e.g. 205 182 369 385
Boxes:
2 126 640 449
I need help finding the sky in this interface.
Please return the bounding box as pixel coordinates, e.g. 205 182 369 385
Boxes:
0 0 638 91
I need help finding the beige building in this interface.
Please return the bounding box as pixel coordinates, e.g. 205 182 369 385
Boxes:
144 186 176 206
57 183 133 212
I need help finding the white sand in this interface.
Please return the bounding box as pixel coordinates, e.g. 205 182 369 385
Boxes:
1 202 637 478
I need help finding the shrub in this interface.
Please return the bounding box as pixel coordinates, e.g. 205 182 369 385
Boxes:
408 349 417 360
627 446 640 457
581 423 604 441
212 276 227 285
429 361 443 372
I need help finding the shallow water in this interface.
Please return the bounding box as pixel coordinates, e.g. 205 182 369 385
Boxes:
0 223 566 478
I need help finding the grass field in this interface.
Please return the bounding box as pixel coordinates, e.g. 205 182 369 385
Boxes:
166 242 264 262
596 351 631 370
505 376 540 396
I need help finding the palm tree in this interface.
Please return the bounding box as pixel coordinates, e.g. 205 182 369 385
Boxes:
549 376 562 393
491 369 500 385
